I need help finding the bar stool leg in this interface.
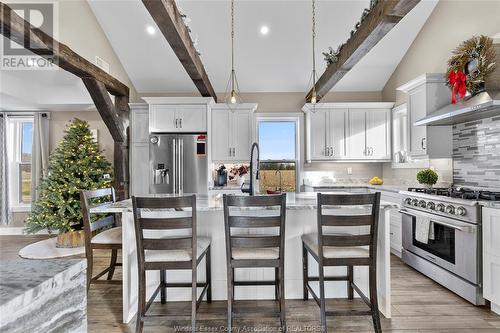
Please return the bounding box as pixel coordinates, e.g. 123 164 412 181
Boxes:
347 266 354 300
279 265 286 331
302 243 308 301
107 249 117 280
191 266 197 333
369 265 382 333
136 271 146 333
318 263 327 333
206 246 212 303
227 266 234 333
275 267 279 301
160 270 166 304
86 249 93 292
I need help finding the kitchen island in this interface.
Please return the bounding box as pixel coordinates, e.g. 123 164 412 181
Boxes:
91 192 398 323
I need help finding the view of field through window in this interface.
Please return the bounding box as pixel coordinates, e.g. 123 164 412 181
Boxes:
20 122 33 203
258 121 296 193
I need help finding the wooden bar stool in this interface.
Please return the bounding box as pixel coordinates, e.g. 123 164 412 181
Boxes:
132 195 211 333
80 188 122 292
223 194 287 333
301 192 382 333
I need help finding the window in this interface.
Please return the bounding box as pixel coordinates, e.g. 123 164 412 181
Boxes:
257 120 298 193
7 116 34 208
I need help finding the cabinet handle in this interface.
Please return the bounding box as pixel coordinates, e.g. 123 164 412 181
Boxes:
330 147 334 156
175 118 178 128
232 148 235 157
421 138 426 150
179 118 182 128
229 147 232 157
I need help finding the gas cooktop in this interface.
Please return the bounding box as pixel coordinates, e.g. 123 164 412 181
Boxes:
407 186 500 201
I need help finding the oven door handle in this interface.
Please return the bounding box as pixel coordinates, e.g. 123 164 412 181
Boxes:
399 209 473 233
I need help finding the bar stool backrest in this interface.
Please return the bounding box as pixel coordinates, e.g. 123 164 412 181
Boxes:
223 194 287 260
132 195 197 268
80 188 117 248
316 192 381 261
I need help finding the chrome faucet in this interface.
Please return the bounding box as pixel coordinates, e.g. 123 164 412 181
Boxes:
275 169 282 193
241 142 259 196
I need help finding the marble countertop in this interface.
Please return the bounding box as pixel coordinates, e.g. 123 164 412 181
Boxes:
0 259 86 308
303 182 407 194
91 192 398 213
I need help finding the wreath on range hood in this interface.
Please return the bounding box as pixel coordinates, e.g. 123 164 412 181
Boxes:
446 35 497 103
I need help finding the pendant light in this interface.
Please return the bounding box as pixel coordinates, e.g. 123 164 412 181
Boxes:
308 0 318 105
224 0 242 108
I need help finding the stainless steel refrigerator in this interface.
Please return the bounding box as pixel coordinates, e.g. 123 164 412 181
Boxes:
149 133 208 196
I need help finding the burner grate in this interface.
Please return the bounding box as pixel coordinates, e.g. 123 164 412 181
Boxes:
408 187 500 201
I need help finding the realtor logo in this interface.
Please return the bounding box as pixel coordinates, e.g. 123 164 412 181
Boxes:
1 2 58 70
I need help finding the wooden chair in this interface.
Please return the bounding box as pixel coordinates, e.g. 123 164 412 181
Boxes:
132 195 211 333
223 194 287 333
80 188 122 292
302 192 382 333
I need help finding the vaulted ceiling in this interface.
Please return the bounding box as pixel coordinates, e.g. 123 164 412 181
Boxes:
89 0 438 94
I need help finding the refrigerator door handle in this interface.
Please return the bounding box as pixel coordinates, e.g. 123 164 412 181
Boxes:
173 139 177 193
179 138 184 194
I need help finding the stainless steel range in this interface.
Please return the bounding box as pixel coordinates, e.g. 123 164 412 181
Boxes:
399 186 500 305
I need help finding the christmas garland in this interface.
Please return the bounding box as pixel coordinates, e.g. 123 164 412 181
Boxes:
446 35 496 98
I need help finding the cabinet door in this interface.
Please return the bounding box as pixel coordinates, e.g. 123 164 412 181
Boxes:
482 207 500 305
366 109 390 159
130 143 149 195
177 104 206 132
348 110 366 159
232 111 252 161
309 111 329 160
408 86 427 156
329 109 347 158
211 109 231 161
131 109 149 143
149 104 177 132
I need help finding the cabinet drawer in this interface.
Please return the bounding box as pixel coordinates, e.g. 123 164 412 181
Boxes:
483 252 500 304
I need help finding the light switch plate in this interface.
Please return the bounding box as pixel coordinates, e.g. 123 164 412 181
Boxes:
347 167 352 175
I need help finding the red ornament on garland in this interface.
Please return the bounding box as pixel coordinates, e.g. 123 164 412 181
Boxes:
448 70 467 104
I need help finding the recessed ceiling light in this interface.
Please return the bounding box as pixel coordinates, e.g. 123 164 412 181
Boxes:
260 25 269 35
146 25 156 35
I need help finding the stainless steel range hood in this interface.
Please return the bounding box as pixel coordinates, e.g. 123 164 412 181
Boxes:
414 90 500 126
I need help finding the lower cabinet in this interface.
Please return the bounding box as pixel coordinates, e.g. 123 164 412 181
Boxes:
482 207 500 314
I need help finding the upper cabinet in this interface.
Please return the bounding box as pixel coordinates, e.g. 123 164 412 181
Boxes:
210 103 258 162
144 97 214 133
303 103 393 162
397 74 452 159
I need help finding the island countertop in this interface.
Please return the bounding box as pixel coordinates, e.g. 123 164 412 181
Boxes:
91 192 398 214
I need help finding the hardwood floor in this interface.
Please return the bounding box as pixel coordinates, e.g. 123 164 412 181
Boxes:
1 235 499 332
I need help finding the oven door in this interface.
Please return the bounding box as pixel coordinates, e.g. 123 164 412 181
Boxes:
400 208 478 284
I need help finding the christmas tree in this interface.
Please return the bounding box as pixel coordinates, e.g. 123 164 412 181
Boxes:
26 118 113 234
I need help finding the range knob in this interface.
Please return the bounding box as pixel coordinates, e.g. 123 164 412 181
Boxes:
427 202 436 210
411 199 419 206
419 200 427 208
436 203 445 212
446 205 455 215
404 198 412 205
456 206 467 216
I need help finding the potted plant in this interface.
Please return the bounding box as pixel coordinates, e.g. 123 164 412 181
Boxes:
25 119 113 248
416 169 438 189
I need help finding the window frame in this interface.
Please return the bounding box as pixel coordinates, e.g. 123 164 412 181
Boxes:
255 114 301 193
7 116 34 210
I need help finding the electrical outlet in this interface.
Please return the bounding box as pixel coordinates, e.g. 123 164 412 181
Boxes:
347 167 352 175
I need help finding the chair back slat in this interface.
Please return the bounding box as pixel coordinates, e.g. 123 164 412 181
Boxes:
322 234 372 247
322 214 373 226
316 192 381 260
224 194 286 262
231 236 281 248
132 195 197 264
139 217 192 230
142 237 193 250
90 215 115 232
83 188 115 201
229 215 281 228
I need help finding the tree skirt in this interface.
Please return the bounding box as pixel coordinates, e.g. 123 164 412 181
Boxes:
19 237 85 259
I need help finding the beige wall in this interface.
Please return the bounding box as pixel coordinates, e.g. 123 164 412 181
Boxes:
49 111 115 164
382 0 500 104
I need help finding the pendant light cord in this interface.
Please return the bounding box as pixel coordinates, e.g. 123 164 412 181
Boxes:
231 0 235 88
311 0 317 94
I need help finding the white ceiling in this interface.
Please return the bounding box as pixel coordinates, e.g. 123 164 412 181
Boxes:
89 0 437 94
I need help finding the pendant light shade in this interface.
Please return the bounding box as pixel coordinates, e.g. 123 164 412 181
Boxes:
224 0 242 108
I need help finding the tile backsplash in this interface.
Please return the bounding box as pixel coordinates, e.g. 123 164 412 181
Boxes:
453 116 500 188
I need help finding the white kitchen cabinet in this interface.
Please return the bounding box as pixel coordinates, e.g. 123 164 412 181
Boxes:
143 97 214 133
307 109 347 160
129 103 150 196
482 207 500 315
130 103 149 143
210 103 258 162
396 73 452 159
303 103 393 162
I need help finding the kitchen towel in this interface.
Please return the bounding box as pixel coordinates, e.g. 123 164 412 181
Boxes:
415 216 431 244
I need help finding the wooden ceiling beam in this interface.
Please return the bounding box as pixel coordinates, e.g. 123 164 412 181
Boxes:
306 0 421 102
142 0 217 101
0 2 129 97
